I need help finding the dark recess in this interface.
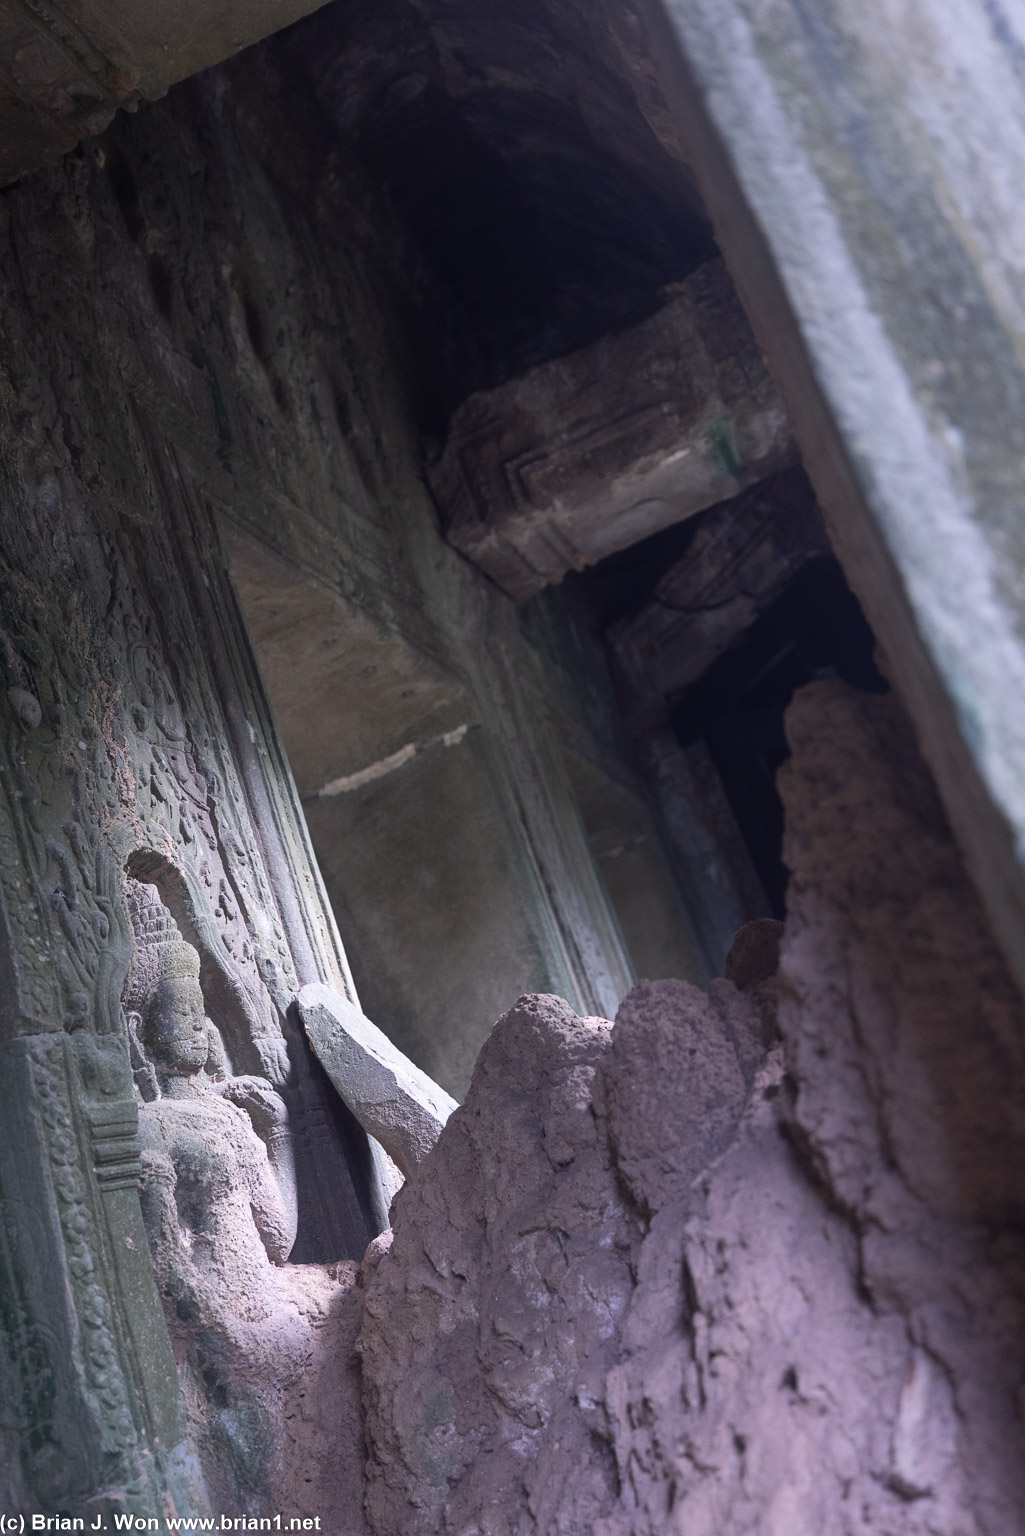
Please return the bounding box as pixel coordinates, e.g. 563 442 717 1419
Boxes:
255 1 882 930
278 0 715 412
672 557 888 915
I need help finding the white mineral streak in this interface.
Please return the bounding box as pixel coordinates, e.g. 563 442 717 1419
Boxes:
313 725 469 798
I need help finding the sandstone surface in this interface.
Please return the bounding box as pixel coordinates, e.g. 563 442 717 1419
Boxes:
298 983 458 1180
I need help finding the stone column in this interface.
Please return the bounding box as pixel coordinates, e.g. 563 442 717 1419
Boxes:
638 0 1025 998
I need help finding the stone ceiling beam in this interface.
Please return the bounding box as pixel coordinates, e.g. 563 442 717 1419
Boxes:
0 0 330 184
641 0 1025 1003
429 257 795 601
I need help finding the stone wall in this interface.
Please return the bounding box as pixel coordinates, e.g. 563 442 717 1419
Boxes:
185 45 677 1091
0 34 664 1105
0 39 708 1514
0 71 396 1515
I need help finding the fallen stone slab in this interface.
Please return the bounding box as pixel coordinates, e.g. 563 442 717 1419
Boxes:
296 983 458 1180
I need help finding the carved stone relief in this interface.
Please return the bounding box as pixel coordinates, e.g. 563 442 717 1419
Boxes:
428 258 796 600
0 133 383 1517
608 466 829 706
122 879 334 1511
0 47 709 1512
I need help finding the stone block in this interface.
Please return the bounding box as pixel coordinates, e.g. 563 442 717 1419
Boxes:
429 257 795 600
297 983 458 1180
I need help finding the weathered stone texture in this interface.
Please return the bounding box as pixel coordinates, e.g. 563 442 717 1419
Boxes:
430 259 794 600
0 0 332 187
774 682 1025 1529
608 465 827 706
274 1263 369 1535
359 681 1025 1534
646 0 1025 1010
0 64 391 1517
0 41 676 1509
360 993 635 1536
298 983 457 1181
600 977 762 1217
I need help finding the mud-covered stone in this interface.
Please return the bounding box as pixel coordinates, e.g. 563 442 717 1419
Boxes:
724 916 784 990
599 977 757 1215
359 993 635 1536
359 682 1025 1534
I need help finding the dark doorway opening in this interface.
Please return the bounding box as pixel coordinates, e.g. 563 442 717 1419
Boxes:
671 556 888 915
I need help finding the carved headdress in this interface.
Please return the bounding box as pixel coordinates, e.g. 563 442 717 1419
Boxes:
123 880 200 1015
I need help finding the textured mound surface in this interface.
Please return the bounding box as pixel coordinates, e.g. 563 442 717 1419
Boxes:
358 681 1025 1535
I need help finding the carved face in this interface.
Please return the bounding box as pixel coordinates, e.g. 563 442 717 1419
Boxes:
146 975 209 1075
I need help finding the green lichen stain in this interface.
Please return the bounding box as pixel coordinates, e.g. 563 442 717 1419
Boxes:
409 1384 461 1488
704 414 744 478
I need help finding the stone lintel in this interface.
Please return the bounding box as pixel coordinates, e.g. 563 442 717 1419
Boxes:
429 257 795 602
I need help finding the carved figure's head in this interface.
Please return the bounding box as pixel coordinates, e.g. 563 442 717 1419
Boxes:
125 882 208 1077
